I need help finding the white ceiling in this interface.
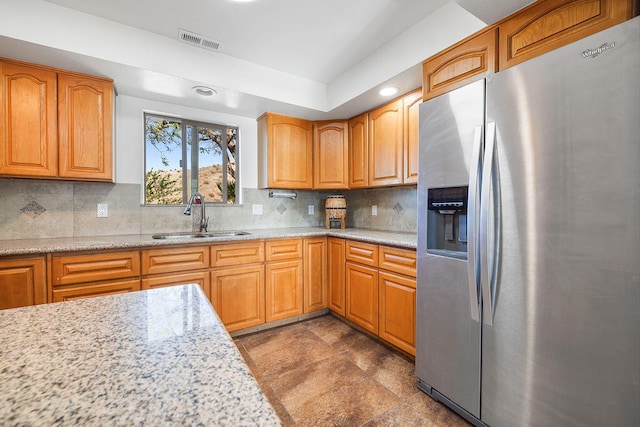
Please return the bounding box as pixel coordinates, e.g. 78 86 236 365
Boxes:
1 0 533 120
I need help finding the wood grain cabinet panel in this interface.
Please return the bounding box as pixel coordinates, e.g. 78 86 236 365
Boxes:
345 240 378 267
52 279 140 302
303 237 327 313
368 100 403 187
142 271 210 299
327 238 346 315
345 262 379 334
499 0 636 70
0 60 58 177
141 246 209 276
52 250 140 286
211 265 265 332
313 120 349 189
265 239 303 262
378 246 417 278
348 113 369 188
0 256 47 309
258 112 313 189
422 27 498 101
210 241 264 268
265 259 304 322
58 73 113 181
403 90 422 184
378 271 416 355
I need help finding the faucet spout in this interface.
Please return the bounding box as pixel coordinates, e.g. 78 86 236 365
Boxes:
184 191 208 232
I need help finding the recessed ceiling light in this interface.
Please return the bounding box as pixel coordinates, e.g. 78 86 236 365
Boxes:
379 87 398 97
192 86 217 97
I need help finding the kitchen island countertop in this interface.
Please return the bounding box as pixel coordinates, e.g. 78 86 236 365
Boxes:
0 284 281 426
0 227 417 256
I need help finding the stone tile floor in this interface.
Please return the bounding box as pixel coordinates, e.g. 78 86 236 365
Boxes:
234 314 470 426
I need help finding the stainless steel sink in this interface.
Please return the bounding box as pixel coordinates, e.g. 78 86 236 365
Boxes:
152 231 250 240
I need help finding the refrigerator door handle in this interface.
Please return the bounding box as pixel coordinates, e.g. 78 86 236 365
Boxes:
466 125 482 322
480 122 500 326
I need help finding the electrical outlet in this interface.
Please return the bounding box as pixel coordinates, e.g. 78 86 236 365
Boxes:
371 205 378 216
97 203 108 218
252 204 263 215
308 205 315 215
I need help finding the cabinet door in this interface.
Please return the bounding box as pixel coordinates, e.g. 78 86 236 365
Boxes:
379 271 416 355
327 238 346 315
52 279 140 302
345 261 378 334
313 120 348 189
0 256 47 309
403 90 422 184
499 0 635 70
57 73 113 181
265 260 303 322
0 61 58 177
259 113 313 189
368 100 403 187
348 113 368 188
210 265 265 332
141 271 211 300
422 27 498 101
303 237 327 313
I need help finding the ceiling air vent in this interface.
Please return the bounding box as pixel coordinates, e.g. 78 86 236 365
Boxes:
178 29 222 51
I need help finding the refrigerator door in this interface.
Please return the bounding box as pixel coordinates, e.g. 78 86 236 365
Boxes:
416 79 484 418
482 17 640 427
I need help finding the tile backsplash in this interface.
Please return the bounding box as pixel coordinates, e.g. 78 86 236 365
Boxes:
0 178 416 240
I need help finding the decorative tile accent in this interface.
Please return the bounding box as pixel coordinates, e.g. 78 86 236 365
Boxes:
277 204 287 214
20 201 46 219
393 202 403 213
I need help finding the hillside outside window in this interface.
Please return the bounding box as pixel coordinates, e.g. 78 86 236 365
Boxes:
144 113 238 205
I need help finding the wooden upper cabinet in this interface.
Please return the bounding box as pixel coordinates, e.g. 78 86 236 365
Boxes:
58 73 113 181
313 120 349 189
403 90 421 185
348 113 368 188
499 0 636 70
258 112 313 189
0 256 47 309
422 27 498 101
368 100 403 187
0 60 58 177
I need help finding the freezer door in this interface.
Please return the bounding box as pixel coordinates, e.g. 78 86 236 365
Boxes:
416 79 484 417
482 17 640 427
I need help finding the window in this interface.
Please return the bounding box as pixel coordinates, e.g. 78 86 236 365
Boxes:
144 113 238 205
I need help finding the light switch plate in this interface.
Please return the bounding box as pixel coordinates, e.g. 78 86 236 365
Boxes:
97 203 108 218
371 205 377 216
252 204 263 215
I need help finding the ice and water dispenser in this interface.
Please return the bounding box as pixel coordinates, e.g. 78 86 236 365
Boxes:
426 186 468 257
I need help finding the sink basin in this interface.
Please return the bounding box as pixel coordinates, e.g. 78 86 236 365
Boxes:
152 231 250 240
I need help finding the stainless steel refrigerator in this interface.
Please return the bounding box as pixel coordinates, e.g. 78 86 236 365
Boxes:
416 16 639 427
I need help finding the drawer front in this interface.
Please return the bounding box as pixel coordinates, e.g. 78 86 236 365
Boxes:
141 271 211 300
345 240 378 267
52 278 141 302
265 239 303 262
211 241 264 268
378 246 416 278
142 246 209 275
52 250 140 286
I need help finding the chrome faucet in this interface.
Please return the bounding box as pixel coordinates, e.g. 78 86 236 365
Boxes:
184 192 209 232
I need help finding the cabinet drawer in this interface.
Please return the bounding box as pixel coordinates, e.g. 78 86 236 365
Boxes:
141 271 210 300
52 278 140 302
142 246 209 275
52 250 140 286
265 239 303 262
345 241 378 267
378 246 416 278
211 241 264 268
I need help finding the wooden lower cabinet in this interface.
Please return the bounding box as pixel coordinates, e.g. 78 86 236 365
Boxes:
345 261 379 334
142 271 210 299
52 279 140 302
303 238 327 313
210 265 265 332
378 271 416 355
265 260 303 322
52 250 140 286
0 256 47 309
327 238 346 315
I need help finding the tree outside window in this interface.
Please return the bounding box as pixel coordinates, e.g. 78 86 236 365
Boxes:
144 114 238 205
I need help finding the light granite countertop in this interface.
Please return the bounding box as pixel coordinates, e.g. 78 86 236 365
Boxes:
0 227 417 256
0 284 281 426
